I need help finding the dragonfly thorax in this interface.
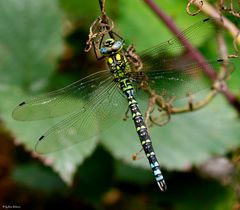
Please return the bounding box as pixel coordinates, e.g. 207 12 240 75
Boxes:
106 48 130 80
99 38 130 80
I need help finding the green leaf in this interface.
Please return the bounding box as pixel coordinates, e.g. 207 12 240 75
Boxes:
59 0 98 20
0 0 63 90
102 94 240 171
115 160 153 185
73 146 114 203
1 85 98 184
0 0 98 185
12 163 67 192
58 0 116 24
161 174 236 210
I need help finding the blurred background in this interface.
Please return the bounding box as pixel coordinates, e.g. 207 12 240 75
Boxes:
0 0 240 209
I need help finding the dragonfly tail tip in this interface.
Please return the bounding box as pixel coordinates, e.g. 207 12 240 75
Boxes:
157 180 167 192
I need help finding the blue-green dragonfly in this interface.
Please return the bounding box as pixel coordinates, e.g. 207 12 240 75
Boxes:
12 18 223 191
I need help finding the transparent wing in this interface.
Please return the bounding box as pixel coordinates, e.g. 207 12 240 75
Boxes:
12 70 112 120
139 18 218 70
132 60 224 100
35 81 128 154
132 18 221 100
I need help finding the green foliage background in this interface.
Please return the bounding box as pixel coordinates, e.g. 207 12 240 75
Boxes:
0 0 239 209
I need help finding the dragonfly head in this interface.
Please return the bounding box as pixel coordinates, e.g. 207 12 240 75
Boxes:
100 39 123 56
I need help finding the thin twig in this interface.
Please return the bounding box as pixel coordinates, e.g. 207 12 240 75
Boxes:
170 90 218 114
220 0 240 18
191 0 240 44
187 0 203 16
99 0 106 16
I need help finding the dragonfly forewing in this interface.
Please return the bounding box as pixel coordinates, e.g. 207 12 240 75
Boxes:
12 70 112 120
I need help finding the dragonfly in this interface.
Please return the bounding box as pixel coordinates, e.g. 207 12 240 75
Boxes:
12 18 223 191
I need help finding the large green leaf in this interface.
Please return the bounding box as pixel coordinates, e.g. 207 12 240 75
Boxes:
102 94 240 171
59 0 99 22
99 0 240 174
0 0 62 89
58 0 116 24
162 174 236 210
1 85 98 184
0 0 98 185
12 162 67 192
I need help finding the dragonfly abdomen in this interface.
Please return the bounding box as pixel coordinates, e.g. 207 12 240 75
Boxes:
124 86 167 191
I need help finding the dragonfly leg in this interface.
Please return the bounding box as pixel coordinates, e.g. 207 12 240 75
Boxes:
126 44 143 71
169 90 217 114
123 107 130 121
132 147 144 161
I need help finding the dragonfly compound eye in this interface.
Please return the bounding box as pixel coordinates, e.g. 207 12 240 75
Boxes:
100 47 108 54
112 41 123 51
